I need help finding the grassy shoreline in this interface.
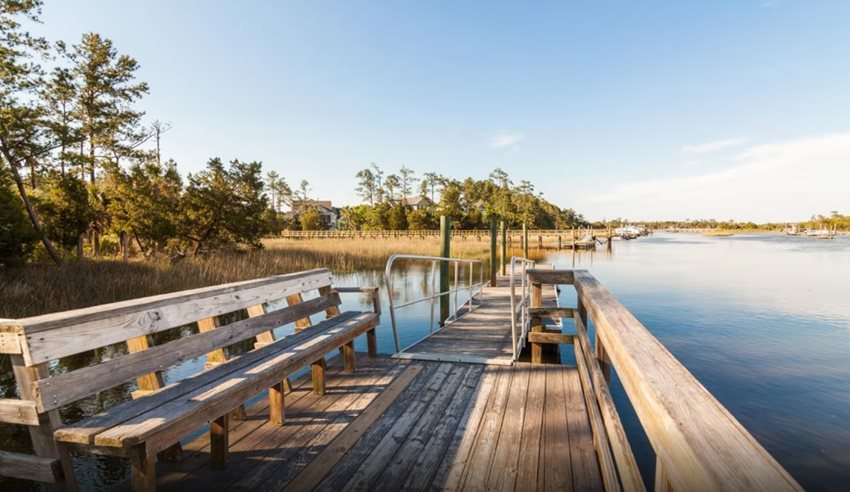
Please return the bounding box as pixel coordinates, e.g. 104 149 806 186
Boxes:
0 237 498 319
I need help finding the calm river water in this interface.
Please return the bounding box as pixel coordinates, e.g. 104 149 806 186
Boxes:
2 233 848 490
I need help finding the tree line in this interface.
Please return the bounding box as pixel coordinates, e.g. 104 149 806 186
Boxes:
335 164 588 231
607 212 850 231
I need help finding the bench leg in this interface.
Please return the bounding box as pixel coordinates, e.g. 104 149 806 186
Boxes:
158 443 184 463
269 381 286 426
367 328 378 357
210 414 229 469
312 358 327 395
342 340 356 373
130 449 156 492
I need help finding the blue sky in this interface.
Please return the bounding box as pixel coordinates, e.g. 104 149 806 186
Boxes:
32 1 850 222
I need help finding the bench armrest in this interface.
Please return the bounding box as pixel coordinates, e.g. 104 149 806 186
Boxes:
333 286 381 314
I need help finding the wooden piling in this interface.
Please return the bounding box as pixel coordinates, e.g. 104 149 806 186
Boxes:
440 216 451 326
523 223 529 258
500 221 507 276
490 217 498 287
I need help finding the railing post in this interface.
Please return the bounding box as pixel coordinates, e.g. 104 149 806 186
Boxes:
580 299 612 384
440 216 451 326
490 217 498 287
10 356 78 491
655 457 672 492
530 277 543 363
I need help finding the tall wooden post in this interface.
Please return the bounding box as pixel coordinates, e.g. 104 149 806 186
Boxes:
490 217 498 287
522 223 529 258
440 216 451 326
500 221 507 276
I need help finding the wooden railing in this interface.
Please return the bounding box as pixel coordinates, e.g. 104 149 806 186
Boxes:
526 269 801 492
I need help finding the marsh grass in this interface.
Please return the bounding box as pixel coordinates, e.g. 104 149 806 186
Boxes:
0 236 498 319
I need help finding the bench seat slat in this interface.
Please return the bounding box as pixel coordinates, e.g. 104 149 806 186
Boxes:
33 293 341 413
15 269 333 366
92 312 378 453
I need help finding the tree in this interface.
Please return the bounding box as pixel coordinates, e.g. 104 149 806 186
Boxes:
421 172 444 202
0 169 39 267
388 203 408 230
181 158 268 253
266 170 280 210
355 167 377 204
296 179 310 213
108 159 182 255
370 162 385 203
44 64 82 176
0 0 64 263
407 207 437 230
149 120 171 165
299 208 322 231
399 165 418 198
33 173 93 254
70 32 149 183
384 173 400 201
489 167 511 188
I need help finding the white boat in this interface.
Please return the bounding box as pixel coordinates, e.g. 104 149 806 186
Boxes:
784 225 800 236
805 228 834 239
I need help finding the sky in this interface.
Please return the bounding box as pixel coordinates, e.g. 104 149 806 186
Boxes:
29 1 850 222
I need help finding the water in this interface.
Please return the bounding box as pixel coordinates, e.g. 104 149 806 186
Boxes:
2 234 848 490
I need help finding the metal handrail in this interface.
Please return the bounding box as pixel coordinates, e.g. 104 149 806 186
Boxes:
384 254 485 352
510 256 536 360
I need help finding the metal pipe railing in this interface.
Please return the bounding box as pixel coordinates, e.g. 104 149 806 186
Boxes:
509 256 536 360
384 254 485 353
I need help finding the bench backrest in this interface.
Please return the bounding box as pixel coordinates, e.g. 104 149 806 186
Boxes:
0 268 338 413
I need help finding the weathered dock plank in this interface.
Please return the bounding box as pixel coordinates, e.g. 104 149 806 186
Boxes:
154 355 602 491
397 276 557 365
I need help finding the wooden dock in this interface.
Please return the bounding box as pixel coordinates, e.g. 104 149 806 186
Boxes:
394 276 558 366
0 266 801 491
154 354 602 491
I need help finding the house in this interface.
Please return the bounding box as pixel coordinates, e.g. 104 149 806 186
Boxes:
291 199 341 229
391 195 433 210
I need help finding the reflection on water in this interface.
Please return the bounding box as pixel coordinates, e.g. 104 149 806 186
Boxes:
1 235 847 490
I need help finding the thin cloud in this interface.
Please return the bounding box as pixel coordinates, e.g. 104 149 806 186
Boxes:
683 137 747 154
491 132 524 149
586 131 850 222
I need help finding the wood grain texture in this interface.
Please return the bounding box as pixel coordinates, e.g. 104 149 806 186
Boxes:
283 363 422 492
18 269 332 365
0 331 22 354
0 450 61 483
0 398 39 425
526 269 574 285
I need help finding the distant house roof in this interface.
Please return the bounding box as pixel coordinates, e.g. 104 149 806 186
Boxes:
292 199 338 215
391 195 433 207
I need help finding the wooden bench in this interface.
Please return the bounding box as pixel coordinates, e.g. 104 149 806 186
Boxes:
0 268 381 491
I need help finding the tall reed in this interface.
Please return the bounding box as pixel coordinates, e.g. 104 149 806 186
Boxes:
0 237 496 319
